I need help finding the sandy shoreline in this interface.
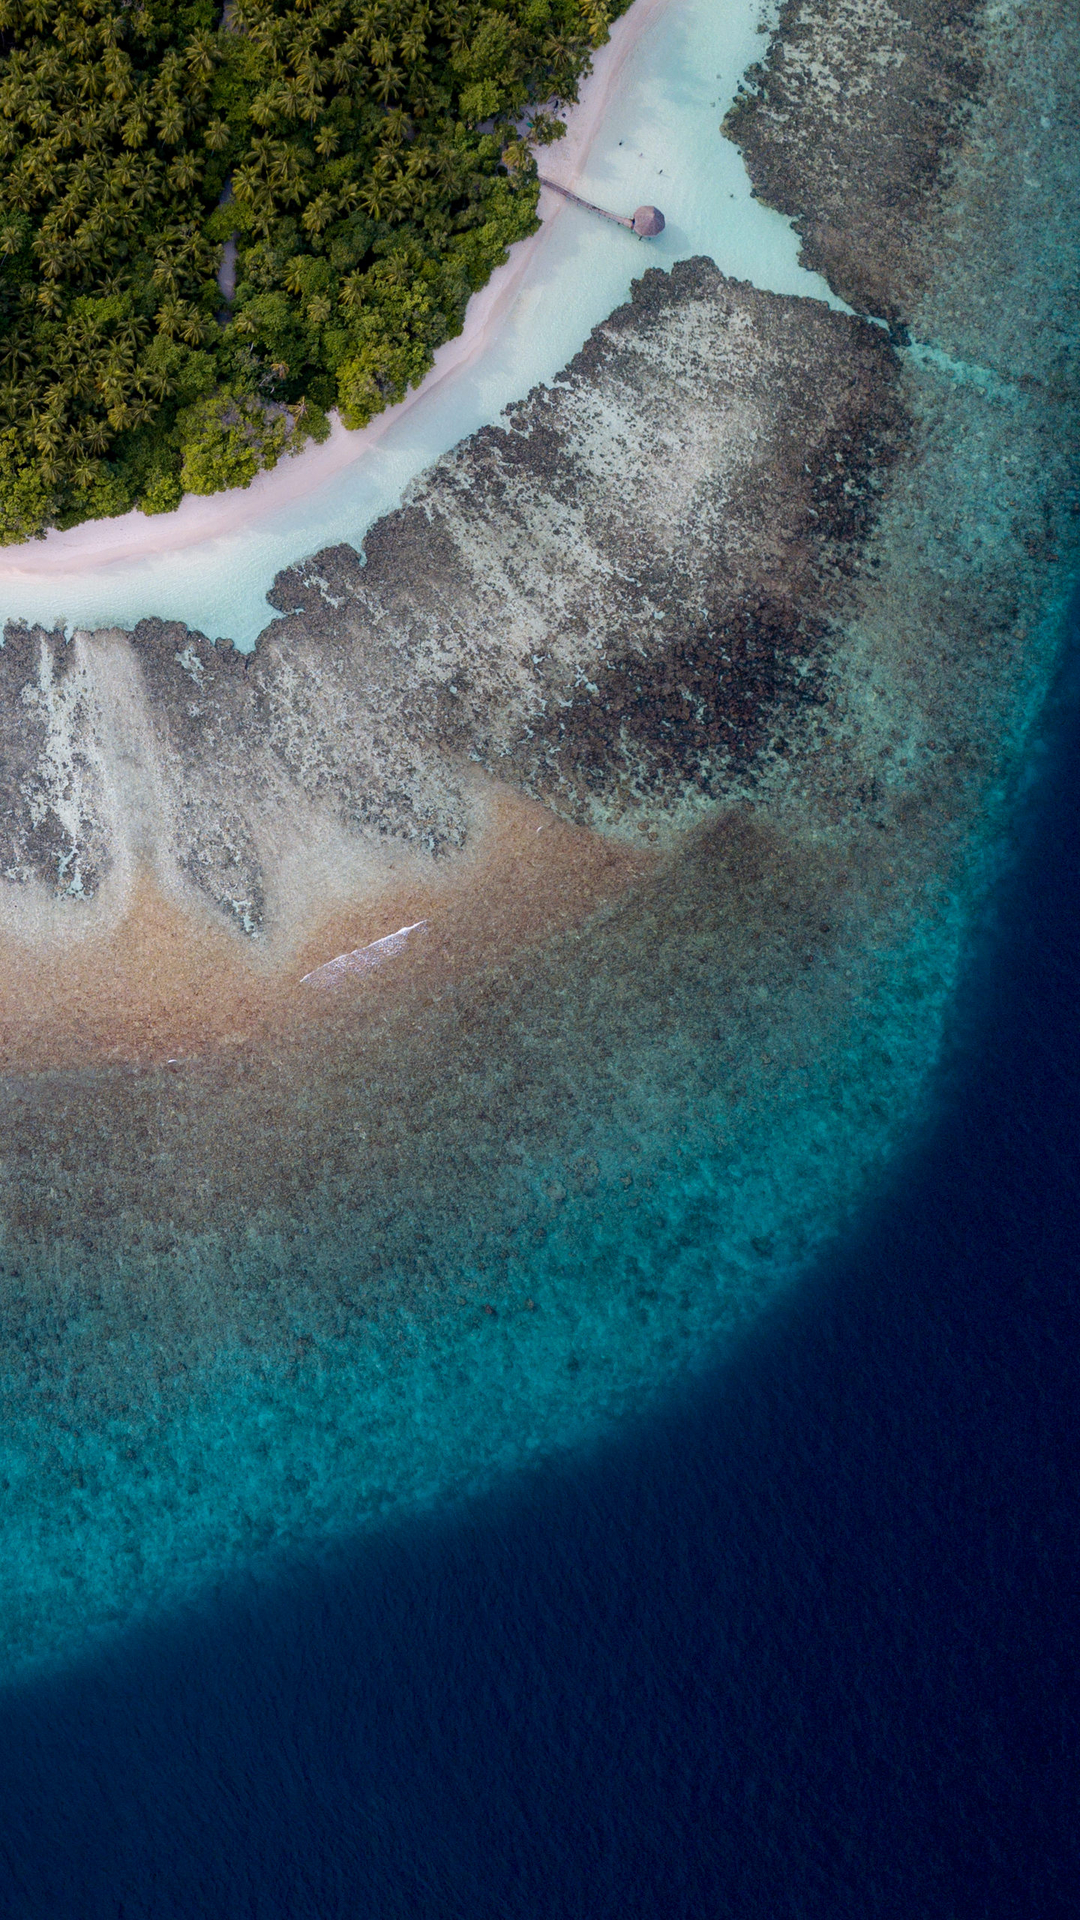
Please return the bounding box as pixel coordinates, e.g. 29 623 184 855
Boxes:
0 0 672 586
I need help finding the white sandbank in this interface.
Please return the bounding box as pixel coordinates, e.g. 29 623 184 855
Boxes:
0 0 834 645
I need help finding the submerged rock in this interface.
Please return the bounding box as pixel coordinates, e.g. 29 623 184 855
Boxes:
723 0 985 326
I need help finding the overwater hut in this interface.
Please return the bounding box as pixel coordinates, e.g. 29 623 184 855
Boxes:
631 205 665 237
538 178 665 239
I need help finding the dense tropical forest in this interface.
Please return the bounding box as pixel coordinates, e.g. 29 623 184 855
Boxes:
0 0 625 541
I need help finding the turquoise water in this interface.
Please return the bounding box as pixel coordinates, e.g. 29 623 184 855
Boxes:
0 834 964 1680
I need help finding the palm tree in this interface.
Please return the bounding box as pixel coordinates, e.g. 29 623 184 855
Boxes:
279 75 306 118
169 152 201 191
248 197 277 240
359 179 388 218
400 23 427 66
301 189 334 233
387 170 414 215
126 164 155 212
33 232 65 276
328 41 358 87
582 2 611 46
117 313 146 351
434 144 463 189
103 50 134 104
374 62 403 102
157 99 186 145
34 413 63 455
151 251 181 293
139 362 173 401
154 297 184 337
5 172 35 215
231 161 260 210
249 89 282 129
266 143 295 192
186 31 217 80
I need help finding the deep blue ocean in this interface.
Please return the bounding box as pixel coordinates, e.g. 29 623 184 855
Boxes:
1 611 1078 1917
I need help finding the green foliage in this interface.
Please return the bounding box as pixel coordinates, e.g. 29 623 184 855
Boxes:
177 386 327 492
0 0 627 540
139 467 185 516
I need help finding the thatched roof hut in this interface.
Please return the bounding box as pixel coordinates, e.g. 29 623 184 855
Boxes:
632 205 665 237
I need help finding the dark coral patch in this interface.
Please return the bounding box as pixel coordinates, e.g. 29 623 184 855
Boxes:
725 0 985 323
518 595 829 814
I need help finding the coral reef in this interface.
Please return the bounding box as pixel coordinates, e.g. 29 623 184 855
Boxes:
2 262 904 929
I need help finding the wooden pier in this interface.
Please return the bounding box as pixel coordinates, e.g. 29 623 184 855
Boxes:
538 178 665 237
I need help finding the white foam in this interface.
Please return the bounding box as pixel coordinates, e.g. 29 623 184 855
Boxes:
300 921 427 986
0 0 834 647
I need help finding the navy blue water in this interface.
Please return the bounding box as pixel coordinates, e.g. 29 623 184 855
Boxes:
1 627 1078 1916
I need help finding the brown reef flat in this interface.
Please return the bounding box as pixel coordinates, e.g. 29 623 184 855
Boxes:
0 789 653 1072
